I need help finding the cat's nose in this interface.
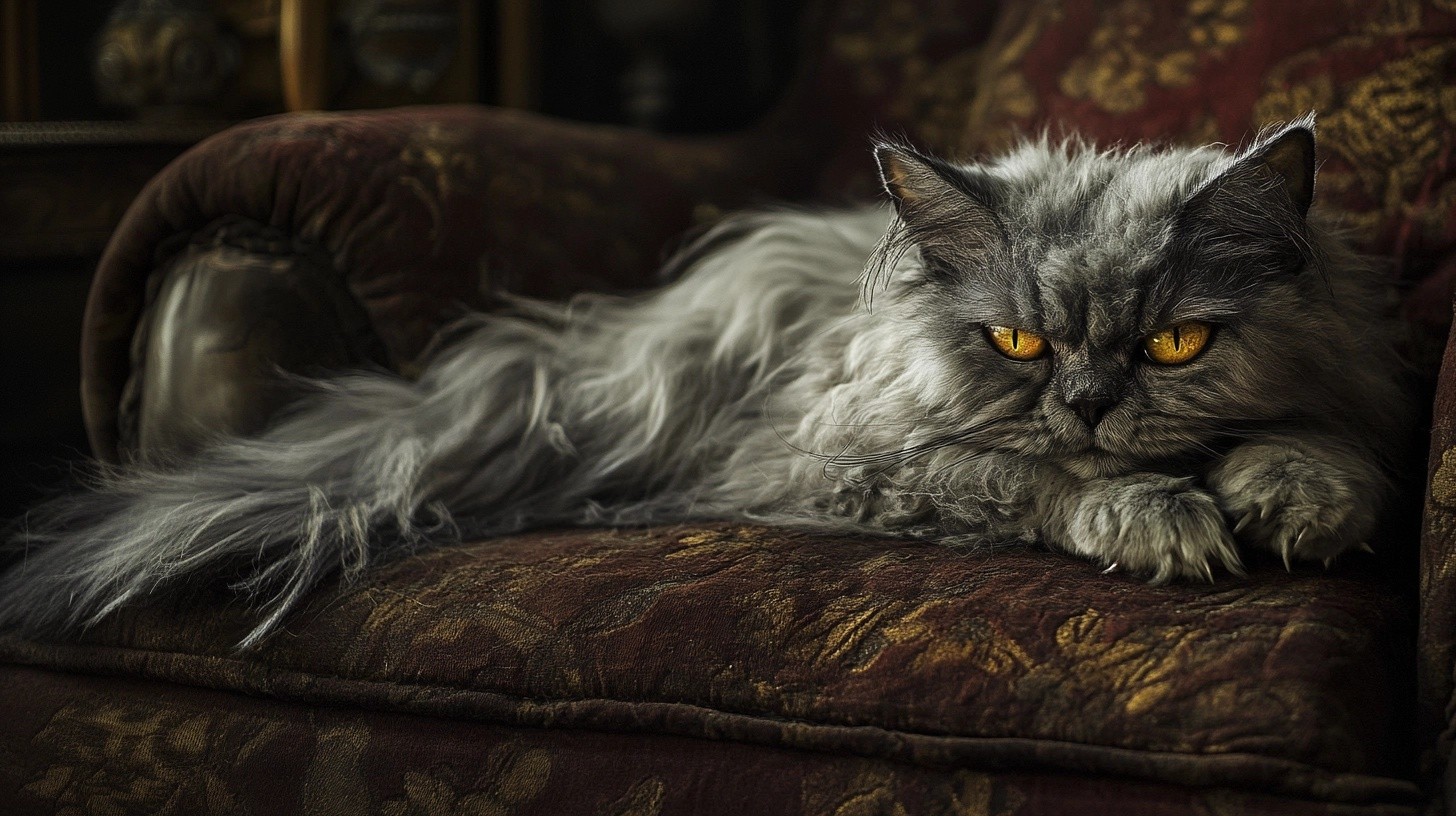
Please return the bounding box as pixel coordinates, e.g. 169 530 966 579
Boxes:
1068 396 1116 428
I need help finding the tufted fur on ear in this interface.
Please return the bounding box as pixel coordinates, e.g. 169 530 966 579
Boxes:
1174 117 1319 276
873 142 1007 278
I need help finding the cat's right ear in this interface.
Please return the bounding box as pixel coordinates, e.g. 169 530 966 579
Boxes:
876 143 940 208
874 143 1005 263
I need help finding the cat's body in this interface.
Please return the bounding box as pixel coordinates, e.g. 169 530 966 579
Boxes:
0 120 1411 647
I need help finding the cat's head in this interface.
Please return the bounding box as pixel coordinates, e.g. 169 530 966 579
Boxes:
871 120 1366 475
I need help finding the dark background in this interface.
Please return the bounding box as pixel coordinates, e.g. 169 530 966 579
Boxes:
24 1 802 130
0 0 805 519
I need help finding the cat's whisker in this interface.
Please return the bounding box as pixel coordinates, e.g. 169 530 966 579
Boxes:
818 416 1009 470
835 415 1028 487
919 445 1016 485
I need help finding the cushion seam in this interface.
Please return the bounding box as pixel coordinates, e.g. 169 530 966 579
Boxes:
0 639 1423 807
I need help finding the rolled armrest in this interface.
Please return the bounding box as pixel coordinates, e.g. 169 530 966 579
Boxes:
85 105 801 462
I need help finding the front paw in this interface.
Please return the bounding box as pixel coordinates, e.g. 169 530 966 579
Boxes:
1207 442 1376 568
1063 474 1244 583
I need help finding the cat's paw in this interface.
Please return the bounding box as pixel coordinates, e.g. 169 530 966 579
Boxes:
1064 474 1244 583
1207 442 1375 568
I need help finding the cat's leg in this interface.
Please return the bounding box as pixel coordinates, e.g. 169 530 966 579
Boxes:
914 456 1243 582
1039 472 1245 583
1205 436 1383 568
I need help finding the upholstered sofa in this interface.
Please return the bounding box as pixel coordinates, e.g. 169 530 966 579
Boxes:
3 1 1455 813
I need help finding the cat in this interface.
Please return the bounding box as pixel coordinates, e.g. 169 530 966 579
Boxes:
0 117 1412 648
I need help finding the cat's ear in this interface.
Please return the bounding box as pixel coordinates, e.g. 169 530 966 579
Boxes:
1175 119 1318 273
1254 121 1316 218
1182 120 1315 220
874 142 1005 265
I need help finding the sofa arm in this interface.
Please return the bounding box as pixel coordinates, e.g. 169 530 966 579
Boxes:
1418 253 1456 795
84 105 801 462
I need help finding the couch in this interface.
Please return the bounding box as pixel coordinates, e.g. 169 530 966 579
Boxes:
3 1 1455 813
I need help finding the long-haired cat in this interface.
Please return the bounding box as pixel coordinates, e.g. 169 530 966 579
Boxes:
0 118 1411 647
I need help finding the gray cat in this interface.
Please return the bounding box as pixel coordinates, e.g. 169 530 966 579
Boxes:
0 118 1411 647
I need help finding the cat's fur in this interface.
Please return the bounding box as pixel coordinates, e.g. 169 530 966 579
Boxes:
0 118 1411 648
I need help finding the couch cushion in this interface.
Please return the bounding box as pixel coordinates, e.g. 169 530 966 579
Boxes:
0 664 1420 816
0 524 1421 809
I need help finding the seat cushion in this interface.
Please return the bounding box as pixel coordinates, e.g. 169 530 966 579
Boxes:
0 524 1423 813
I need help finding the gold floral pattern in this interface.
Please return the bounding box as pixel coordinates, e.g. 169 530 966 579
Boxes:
801 766 910 816
0 517 1424 811
380 746 552 816
826 0 1001 153
7 663 1415 815
800 766 1030 816
1428 447 1456 511
601 778 666 816
22 697 286 815
959 2 1064 153
1254 42 1456 245
1060 0 1250 114
98 522 1402 785
399 124 482 205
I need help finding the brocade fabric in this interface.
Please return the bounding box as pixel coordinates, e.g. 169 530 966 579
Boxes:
0 526 1424 813
7 0 1455 813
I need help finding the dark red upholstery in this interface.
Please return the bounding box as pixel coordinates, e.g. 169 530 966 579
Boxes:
5 1 1454 813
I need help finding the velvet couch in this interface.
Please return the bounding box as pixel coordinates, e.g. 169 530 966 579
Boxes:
3 1 1455 813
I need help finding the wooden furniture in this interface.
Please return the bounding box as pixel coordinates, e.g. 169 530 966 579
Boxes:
0 122 220 518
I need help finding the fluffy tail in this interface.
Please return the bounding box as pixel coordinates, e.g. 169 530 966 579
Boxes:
0 316 574 649
0 210 874 648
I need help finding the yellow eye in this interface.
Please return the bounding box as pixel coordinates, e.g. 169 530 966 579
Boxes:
1143 322 1213 365
985 326 1048 361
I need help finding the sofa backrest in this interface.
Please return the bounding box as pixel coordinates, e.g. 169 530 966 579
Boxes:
792 0 1454 297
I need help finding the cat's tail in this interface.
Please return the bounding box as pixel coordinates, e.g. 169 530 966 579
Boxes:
0 317 572 649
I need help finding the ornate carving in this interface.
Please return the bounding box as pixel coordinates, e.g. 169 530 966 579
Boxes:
342 0 460 94
94 0 240 113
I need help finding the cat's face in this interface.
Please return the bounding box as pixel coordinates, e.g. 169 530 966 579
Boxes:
875 124 1347 476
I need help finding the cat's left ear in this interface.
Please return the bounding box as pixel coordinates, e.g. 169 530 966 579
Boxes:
1184 120 1315 219
1175 119 1318 273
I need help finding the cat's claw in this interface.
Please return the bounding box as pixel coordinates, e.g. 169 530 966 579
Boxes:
1101 562 1119 574
1066 474 1246 584
1358 542 1375 554
1233 512 1255 535
1208 441 1377 571
1287 528 1311 570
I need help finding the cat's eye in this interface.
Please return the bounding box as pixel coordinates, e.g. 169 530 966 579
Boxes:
1143 321 1213 365
985 326 1048 361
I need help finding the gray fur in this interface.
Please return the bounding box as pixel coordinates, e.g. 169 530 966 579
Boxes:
0 119 1411 647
